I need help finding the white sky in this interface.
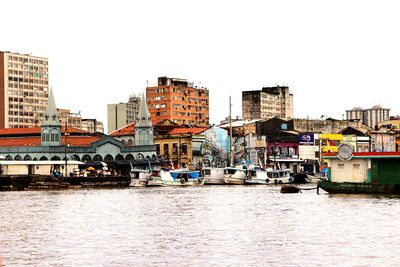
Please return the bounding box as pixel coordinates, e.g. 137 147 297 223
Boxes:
2 0 400 127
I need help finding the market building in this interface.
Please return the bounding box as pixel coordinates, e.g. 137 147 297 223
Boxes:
0 90 157 173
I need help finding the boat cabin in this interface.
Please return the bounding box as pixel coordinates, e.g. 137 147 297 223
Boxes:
324 151 400 184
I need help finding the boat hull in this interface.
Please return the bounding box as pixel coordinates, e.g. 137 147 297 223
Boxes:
245 168 293 185
160 170 204 186
203 168 225 185
204 176 225 185
223 177 245 185
223 169 247 185
317 181 400 194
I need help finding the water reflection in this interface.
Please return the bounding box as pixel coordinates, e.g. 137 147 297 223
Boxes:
1 187 400 266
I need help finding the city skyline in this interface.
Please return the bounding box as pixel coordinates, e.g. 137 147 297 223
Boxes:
1 0 400 127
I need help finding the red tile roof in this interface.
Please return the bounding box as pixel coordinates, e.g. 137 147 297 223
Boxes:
0 136 102 147
62 136 102 147
61 126 89 134
0 126 88 136
168 127 209 135
0 127 41 135
0 137 41 146
109 122 135 136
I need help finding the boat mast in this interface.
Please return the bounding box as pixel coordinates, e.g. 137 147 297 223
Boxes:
229 96 233 167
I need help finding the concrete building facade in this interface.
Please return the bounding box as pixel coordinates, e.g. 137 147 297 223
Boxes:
57 108 82 129
107 94 141 133
0 51 49 128
146 77 209 126
82 119 104 133
242 86 293 121
346 105 390 128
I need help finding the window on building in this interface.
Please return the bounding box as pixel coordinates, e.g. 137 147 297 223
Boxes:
172 143 178 154
181 144 187 155
164 144 169 155
156 144 160 154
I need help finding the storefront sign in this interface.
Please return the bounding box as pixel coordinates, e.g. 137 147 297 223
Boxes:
299 133 314 145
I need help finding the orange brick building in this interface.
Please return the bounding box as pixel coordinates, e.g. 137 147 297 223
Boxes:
146 77 209 126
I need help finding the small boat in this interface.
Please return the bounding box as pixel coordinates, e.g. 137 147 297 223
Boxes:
280 185 301 193
129 168 163 187
129 168 150 187
202 167 225 185
223 165 247 185
159 168 204 186
245 166 293 185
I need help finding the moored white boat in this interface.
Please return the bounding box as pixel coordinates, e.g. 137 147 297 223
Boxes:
159 169 204 186
245 167 293 185
130 168 163 187
223 165 247 185
202 167 225 185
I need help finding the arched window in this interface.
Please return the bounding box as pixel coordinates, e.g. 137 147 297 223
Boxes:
5 155 13 160
33 157 38 161
139 129 150 145
71 154 81 161
82 155 92 162
51 156 61 160
125 154 134 161
23 155 32 161
93 155 103 162
115 154 124 161
136 153 144 160
42 129 50 142
50 129 60 142
40 156 48 160
104 154 114 162
127 139 133 146
14 155 22 161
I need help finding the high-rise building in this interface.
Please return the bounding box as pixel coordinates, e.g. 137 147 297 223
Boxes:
57 108 82 129
107 94 141 133
242 86 293 121
82 119 104 133
346 105 390 128
0 51 49 128
146 76 209 126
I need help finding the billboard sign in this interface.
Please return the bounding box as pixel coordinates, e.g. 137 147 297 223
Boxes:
299 133 314 145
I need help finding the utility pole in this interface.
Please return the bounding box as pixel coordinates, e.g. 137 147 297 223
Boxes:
64 120 68 177
229 96 233 167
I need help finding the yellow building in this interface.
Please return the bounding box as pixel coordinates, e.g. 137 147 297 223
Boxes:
155 127 208 169
321 133 342 153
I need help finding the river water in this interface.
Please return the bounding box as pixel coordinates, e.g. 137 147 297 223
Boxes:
1 186 400 266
